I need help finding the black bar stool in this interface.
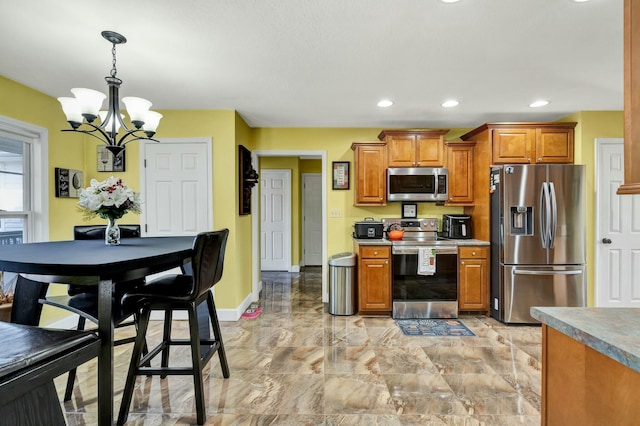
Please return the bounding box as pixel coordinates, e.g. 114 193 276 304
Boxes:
117 229 230 425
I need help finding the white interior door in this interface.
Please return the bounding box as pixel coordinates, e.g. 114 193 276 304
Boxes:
302 173 322 266
141 139 212 236
596 138 640 307
260 169 291 271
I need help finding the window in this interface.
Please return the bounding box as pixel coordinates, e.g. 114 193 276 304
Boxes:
0 116 48 244
0 133 29 244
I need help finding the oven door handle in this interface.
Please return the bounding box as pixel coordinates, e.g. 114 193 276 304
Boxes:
392 246 458 255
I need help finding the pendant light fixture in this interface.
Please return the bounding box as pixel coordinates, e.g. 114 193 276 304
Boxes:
58 31 162 157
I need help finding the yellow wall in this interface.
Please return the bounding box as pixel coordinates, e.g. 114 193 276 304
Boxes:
250 128 468 259
559 111 624 306
0 74 627 317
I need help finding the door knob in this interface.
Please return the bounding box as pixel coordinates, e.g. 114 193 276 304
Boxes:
602 238 612 244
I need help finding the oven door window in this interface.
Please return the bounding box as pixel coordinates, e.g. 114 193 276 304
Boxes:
392 252 458 301
389 174 435 194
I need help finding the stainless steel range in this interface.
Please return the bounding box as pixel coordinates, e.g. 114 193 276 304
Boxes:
381 218 458 319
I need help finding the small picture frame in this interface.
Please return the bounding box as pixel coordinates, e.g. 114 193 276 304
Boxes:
332 161 350 190
55 168 83 198
402 202 418 218
97 145 125 172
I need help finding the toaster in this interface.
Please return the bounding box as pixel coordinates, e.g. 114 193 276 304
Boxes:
442 214 472 239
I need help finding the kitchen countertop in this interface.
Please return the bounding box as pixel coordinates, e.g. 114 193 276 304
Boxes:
531 307 640 373
353 238 489 246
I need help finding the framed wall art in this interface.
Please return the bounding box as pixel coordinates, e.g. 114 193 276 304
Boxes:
55 167 83 198
332 161 350 190
97 145 125 172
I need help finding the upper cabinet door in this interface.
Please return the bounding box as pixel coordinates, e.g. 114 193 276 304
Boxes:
387 135 417 167
351 142 387 206
536 127 574 164
416 134 444 167
492 128 535 164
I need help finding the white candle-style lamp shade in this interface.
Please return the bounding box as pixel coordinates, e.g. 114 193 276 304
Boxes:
122 97 152 129
70 88 106 123
57 97 83 128
98 111 124 134
142 111 163 137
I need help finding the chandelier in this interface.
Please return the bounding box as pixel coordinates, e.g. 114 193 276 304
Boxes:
57 31 162 157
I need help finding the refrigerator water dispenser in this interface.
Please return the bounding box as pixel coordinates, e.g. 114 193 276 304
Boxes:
510 206 533 235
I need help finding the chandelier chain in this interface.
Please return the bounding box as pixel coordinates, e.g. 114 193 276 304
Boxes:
110 43 118 78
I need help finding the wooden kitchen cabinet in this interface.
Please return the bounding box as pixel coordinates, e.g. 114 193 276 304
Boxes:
489 123 576 164
351 142 387 206
458 246 489 312
444 141 475 205
460 121 577 241
378 129 449 167
356 245 391 315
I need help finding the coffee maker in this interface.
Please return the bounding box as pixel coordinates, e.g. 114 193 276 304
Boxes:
442 214 472 239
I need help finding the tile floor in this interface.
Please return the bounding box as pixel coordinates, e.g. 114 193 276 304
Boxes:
58 267 542 425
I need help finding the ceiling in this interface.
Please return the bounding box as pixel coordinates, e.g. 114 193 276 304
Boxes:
0 0 623 129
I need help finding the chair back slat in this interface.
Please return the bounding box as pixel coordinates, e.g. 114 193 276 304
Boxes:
191 229 229 299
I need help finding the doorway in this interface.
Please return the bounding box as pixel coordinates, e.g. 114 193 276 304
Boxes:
302 173 322 266
595 138 640 307
260 169 292 271
251 150 328 303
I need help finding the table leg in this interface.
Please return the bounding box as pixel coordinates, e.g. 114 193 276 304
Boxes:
97 278 114 426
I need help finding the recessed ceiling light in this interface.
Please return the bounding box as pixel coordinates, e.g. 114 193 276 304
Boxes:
529 100 549 108
441 0 461 3
573 0 589 2
377 100 393 108
442 100 459 108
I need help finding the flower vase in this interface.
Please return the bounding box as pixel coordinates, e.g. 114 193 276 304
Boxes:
105 218 121 246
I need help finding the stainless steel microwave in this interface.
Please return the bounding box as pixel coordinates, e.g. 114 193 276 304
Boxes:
387 167 448 202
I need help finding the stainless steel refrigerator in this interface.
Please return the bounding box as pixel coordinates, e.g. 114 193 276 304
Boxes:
489 164 587 324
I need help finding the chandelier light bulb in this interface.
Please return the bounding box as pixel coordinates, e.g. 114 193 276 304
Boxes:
142 111 163 137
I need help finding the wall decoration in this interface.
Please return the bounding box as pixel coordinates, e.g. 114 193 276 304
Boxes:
55 168 83 198
239 145 259 215
332 161 350 190
402 202 418 218
97 145 125 172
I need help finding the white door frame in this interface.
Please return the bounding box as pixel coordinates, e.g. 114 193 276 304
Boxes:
251 150 328 302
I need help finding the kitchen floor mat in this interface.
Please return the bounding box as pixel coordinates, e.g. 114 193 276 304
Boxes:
396 319 476 337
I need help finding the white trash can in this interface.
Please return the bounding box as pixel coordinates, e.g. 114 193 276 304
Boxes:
328 252 356 315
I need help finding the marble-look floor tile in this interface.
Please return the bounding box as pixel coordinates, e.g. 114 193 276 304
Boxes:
58 268 541 425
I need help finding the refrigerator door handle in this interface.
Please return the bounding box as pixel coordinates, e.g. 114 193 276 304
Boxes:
513 269 583 276
539 182 551 248
549 182 557 248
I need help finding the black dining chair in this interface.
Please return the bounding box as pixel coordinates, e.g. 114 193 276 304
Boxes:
40 224 146 401
10 274 49 326
117 229 230 426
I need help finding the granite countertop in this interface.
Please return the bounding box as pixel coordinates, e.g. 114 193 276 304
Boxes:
352 238 489 246
531 307 640 373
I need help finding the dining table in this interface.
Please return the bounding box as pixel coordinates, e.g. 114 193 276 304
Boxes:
0 235 196 425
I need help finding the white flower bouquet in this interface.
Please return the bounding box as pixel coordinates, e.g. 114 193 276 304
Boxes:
78 176 141 220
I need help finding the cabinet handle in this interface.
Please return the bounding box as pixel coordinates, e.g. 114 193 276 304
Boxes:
461 261 465 265
373 251 378 256
472 251 476 256
538 158 542 162
527 158 531 163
